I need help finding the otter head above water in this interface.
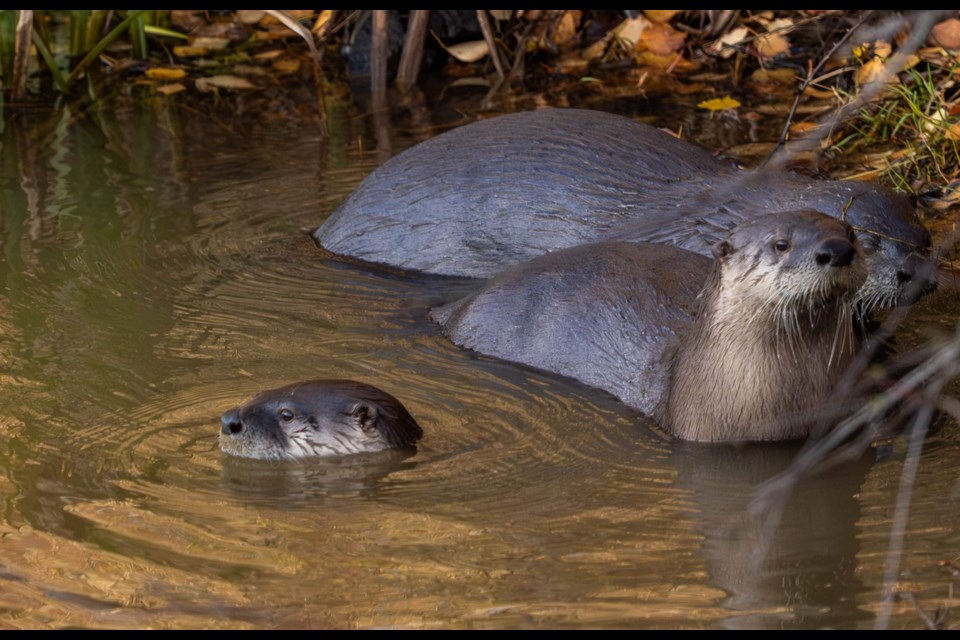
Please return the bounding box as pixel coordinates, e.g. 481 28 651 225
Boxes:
219 380 423 460
665 209 868 442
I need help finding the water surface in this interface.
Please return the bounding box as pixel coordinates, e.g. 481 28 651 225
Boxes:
0 97 957 629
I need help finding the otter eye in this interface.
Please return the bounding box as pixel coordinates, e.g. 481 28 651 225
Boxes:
774 239 790 252
278 409 294 422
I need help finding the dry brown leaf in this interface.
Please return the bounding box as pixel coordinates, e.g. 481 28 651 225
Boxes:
156 82 186 95
170 10 205 32
756 32 790 58
272 58 301 74
489 10 513 21
931 18 960 50
638 22 686 55
173 45 208 58
789 121 820 136
644 10 681 24
635 51 696 72
237 10 265 24
253 49 285 61
192 22 248 43
231 65 268 76
190 36 230 51
195 75 257 92
259 10 313 26
747 67 796 87
553 11 581 47
145 67 187 80
707 26 749 59
445 40 489 63
855 56 899 86
312 10 333 34
617 15 651 49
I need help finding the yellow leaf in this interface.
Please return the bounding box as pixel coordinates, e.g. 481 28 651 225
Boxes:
756 32 790 58
698 96 741 111
145 67 187 80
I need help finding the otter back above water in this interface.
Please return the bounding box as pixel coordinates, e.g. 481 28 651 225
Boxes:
315 108 935 307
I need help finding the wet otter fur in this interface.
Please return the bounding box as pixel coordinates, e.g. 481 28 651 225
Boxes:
433 210 867 442
316 108 935 309
219 380 423 460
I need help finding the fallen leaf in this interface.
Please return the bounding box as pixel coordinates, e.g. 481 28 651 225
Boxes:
789 121 820 136
931 18 960 50
145 67 187 80
855 56 899 86
253 49 285 61
272 58 301 74
237 10 264 24
489 10 513 21
755 32 790 58
195 75 257 92
190 37 230 51
707 26 749 59
445 40 489 63
635 51 696 72
747 67 796 88
259 10 313 26
170 10 205 32
231 65 268 76
638 22 686 55
312 10 333 34
765 18 795 34
192 22 248 43
616 15 651 49
173 45 208 58
698 96 741 111
156 83 186 95
553 11 581 47
644 10 681 24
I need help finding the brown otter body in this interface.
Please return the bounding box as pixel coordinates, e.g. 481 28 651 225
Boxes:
316 108 935 309
219 380 423 460
433 210 866 442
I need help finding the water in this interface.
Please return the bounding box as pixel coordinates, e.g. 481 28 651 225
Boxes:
0 96 957 629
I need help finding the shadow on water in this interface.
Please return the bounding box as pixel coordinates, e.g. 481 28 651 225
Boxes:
0 94 956 628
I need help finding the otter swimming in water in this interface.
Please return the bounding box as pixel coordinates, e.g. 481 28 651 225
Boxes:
432 210 867 442
219 380 423 459
315 108 935 309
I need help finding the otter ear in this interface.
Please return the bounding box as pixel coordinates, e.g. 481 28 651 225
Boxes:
351 402 380 432
712 240 733 260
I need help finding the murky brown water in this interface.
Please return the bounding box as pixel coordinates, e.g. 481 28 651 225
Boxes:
0 94 958 629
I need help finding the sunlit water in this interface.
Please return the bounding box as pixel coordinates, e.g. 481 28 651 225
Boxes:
0 95 957 629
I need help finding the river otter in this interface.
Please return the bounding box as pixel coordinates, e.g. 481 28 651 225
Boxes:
316 108 935 308
432 210 866 442
219 380 423 459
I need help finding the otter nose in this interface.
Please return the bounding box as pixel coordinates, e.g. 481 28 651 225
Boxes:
220 409 243 436
897 252 939 301
815 238 856 267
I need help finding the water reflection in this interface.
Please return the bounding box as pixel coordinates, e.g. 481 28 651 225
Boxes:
0 98 955 629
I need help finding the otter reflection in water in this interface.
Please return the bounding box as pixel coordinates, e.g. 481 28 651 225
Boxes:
219 380 423 460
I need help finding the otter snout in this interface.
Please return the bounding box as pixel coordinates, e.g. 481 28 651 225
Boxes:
896 252 939 301
815 238 857 267
220 409 243 436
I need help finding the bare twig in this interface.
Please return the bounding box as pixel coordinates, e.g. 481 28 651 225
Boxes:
12 10 34 102
371 10 389 94
396 10 430 90
760 11 874 168
476 10 506 81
